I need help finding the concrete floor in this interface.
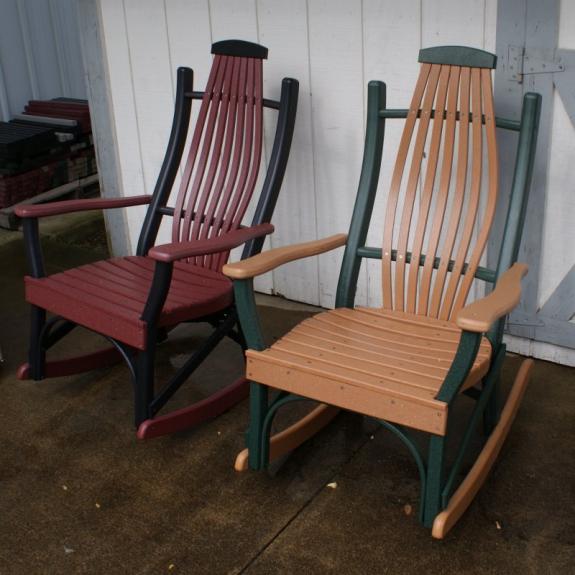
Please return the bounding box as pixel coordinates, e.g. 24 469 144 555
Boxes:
0 215 574 574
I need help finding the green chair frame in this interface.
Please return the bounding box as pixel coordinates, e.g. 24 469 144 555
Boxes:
223 46 541 538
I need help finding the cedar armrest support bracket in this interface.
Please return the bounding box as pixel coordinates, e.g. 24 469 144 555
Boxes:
456 263 528 333
436 263 528 404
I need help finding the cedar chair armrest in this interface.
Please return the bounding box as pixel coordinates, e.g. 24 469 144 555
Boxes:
15 195 152 218
456 263 528 333
222 233 348 280
148 223 274 263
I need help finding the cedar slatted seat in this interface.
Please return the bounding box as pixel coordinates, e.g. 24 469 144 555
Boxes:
16 40 299 439
246 308 492 435
223 46 541 538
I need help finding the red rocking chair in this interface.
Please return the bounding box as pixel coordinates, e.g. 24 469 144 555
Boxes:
16 40 299 439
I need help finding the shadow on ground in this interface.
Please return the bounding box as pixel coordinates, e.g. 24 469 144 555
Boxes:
0 216 573 574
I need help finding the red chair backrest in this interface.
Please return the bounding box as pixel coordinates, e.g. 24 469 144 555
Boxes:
172 45 265 271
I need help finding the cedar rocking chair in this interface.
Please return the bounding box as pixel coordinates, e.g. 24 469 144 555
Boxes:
223 46 541 538
16 40 299 439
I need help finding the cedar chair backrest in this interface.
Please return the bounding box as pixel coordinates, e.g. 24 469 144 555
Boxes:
336 46 541 345
137 40 298 271
382 47 498 321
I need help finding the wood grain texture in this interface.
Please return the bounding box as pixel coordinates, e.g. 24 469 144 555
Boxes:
25 256 233 350
456 262 528 332
222 234 347 280
245 307 492 436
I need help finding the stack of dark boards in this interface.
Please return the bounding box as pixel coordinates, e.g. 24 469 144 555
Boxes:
0 99 97 210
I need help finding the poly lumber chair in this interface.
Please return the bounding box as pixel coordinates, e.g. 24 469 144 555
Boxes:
16 40 299 439
223 46 541 537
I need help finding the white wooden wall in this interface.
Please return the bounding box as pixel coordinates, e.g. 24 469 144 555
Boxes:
504 0 575 366
0 0 86 122
80 0 575 365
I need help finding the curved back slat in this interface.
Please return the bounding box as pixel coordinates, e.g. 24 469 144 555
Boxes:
382 63 431 308
172 50 264 271
381 52 498 321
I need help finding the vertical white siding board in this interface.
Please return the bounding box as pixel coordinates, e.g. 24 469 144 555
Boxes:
519 0 558 316
308 0 366 309
16 0 39 99
98 0 145 253
209 0 273 294
0 59 11 121
51 0 86 98
421 0 486 47
165 0 212 90
0 0 32 117
159 0 213 245
257 0 319 305
484 0 498 53
209 0 258 41
48 0 72 96
21 0 61 100
77 0 131 256
489 0 527 278
123 0 174 249
363 0 421 307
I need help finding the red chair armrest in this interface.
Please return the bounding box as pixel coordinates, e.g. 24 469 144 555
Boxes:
148 223 274 263
15 195 152 218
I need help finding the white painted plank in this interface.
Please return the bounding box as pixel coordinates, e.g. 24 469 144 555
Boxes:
257 0 320 305
363 0 421 307
209 0 273 294
98 0 146 253
48 0 86 98
0 0 32 117
421 0 486 47
308 0 366 308
77 0 132 256
122 0 174 250
158 0 213 244
483 0 498 53
16 0 39 99
505 334 575 367
21 0 60 99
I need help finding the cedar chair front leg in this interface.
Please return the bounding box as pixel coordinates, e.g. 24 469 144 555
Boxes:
233 278 269 470
423 330 483 528
229 241 345 471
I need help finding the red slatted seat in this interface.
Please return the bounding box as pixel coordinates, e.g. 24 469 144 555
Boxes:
25 258 232 350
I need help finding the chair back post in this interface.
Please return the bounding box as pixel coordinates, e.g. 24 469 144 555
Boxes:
489 91 542 346
335 80 386 308
137 67 194 256
242 76 299 259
